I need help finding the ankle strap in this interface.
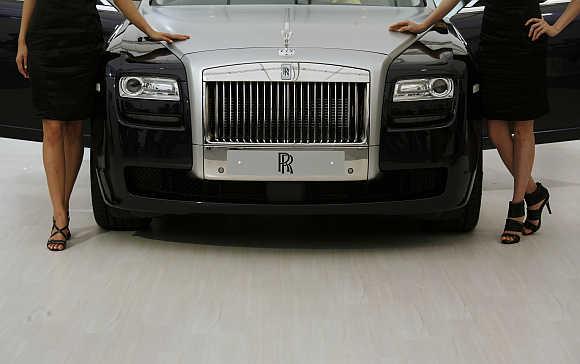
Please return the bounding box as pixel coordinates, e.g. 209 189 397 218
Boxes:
51 218 69 237
508 201 525 218
525 182 548 206
505 218 524 232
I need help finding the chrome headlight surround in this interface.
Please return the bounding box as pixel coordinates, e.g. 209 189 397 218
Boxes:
393 77 455 102
119 76 180 101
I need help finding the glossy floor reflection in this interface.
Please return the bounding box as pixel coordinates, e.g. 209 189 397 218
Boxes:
1 137 579 364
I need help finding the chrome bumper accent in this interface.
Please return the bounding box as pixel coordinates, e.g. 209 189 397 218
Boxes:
204 145 369 181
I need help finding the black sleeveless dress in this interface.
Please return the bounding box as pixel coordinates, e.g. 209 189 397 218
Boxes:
478 0 549 121
26 0 104 121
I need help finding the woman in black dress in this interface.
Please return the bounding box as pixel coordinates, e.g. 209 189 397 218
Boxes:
15 0 189 251
389 0 580 244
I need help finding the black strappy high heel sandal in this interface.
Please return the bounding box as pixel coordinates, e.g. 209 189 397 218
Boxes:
523 182 552 235
64 212 71 240
47 216 69 251
501 201 525 244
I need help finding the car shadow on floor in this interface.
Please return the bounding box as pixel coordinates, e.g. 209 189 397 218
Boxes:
132 214 472 250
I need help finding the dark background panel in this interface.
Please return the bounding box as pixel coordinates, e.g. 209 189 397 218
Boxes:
0 0 39 141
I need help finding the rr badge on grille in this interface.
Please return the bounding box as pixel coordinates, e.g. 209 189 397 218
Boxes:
281 64 293 81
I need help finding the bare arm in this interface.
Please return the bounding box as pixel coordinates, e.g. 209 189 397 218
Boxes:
389 0 462 34
526 0 580 41
553 0 580 32
112 0 190 43
16 0 36 78
18 0 35 46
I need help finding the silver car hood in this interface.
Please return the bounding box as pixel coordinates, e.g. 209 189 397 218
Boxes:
140 5 430 56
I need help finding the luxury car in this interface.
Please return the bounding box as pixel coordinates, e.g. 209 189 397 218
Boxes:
1 0 578 232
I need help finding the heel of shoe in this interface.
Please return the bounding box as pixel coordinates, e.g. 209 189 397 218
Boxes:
546 200 552 215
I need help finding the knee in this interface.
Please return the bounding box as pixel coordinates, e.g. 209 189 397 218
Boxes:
63 121 83 137
42 121 64 143
513 122 535 142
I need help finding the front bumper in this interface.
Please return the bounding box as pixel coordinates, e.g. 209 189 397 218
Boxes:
95 154 476 217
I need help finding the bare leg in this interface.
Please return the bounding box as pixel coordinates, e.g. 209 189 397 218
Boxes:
508 120 546 234
62 121 84 216
487 119 537 243
42 120 68 250
487 119 536 193
512 121 536 203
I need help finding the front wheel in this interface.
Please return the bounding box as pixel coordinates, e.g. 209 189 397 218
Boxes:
90 150 151 231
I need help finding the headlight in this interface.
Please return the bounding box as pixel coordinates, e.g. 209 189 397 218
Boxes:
119 76 180 101
393 77 454 102
388 77 457 128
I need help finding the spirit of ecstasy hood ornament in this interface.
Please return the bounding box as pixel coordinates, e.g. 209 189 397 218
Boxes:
279 8 296 56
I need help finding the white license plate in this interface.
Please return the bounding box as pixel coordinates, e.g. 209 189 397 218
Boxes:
227 150 346 178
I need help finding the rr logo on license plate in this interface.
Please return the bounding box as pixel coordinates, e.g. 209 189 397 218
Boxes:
278 152 294 174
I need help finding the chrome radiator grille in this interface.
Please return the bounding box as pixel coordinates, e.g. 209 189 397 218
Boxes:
205 81 368 144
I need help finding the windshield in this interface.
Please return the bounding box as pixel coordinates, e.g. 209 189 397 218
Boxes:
152 0 424 7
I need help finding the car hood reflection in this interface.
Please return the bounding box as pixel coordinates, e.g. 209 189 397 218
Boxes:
140 5 429 56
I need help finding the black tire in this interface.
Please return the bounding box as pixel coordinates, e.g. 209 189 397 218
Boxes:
90 150 151 231
434 151 483 233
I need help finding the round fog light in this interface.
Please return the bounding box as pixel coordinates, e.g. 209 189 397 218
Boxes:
429 78 453 98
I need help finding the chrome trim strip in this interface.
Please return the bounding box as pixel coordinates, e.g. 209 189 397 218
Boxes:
270 83 273 142
229 82 233 142
293 83 297 143
307 83 311 143
347 83 351 142
249 82 253 142
355 84 359 142
364 83 370 144
214 82 219 140
222 82 226 141
340 83 344 142
314 83 318 142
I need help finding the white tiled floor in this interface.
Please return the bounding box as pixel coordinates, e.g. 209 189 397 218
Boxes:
0 137 579 364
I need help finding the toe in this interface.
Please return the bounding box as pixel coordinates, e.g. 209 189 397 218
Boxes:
501 230 520 243
47 242 64 251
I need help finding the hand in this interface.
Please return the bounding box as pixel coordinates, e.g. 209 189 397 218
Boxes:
526 17 560 41
15 42 29 79
388 20 428 34
146 30 190 44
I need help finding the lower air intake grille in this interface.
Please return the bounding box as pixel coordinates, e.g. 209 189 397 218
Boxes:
125 167 446 203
